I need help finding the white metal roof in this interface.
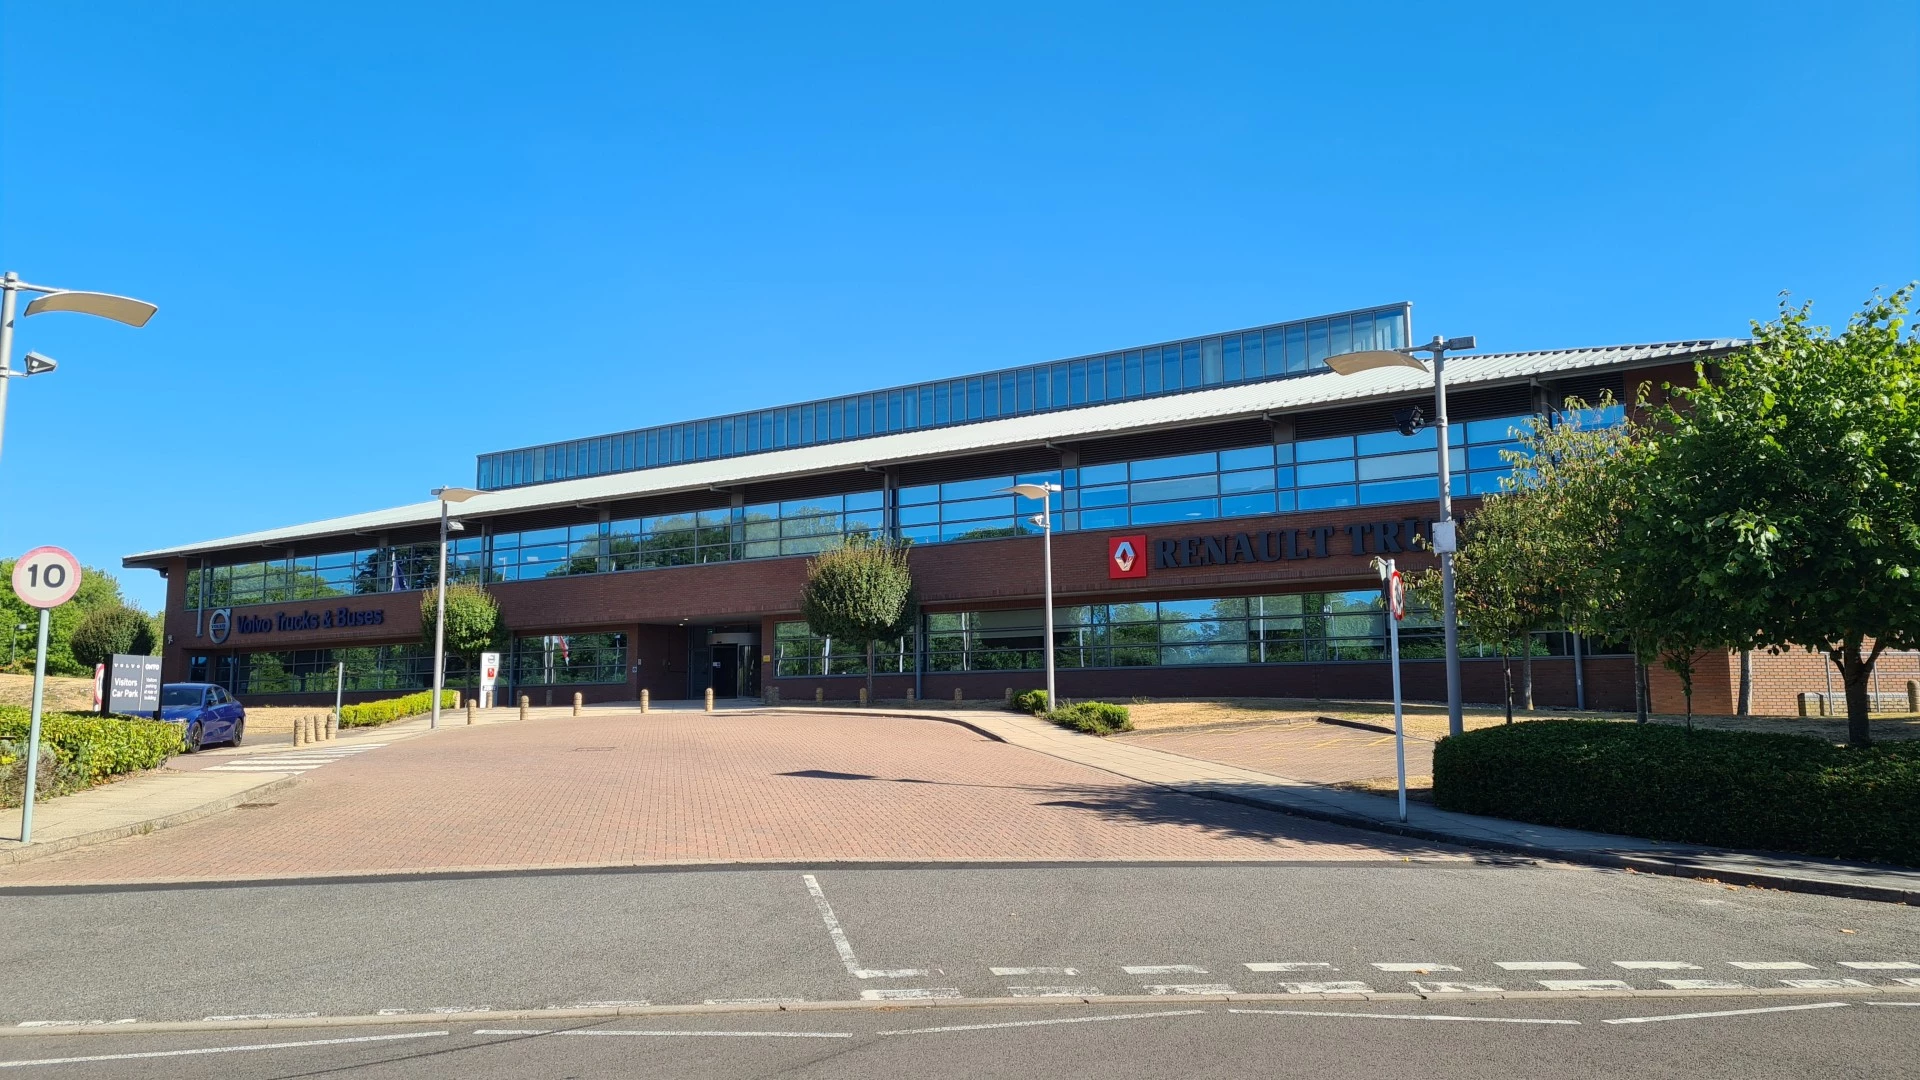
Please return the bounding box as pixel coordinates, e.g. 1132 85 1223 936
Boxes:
126 339 1740 565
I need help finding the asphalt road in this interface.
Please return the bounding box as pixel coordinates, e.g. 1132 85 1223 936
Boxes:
2 1000 1915 1079
2 861 1916 1025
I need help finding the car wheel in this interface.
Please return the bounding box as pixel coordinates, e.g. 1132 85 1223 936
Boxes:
230 719 245 747
183 722 203 754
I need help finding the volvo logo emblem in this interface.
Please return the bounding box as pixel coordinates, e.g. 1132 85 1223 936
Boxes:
207 608 232 644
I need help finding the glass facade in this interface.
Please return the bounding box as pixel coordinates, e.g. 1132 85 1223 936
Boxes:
188 633 628 697
773 622 916 677
506 633 628 686
474 305 1410 491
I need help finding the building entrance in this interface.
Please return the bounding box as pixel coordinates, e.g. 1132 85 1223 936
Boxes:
689 626 760 699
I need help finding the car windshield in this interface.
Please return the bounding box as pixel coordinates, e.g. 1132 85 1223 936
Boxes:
161 687 204 706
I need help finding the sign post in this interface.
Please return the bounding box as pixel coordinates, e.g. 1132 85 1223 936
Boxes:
479 651 500 709
11 546 83 844
1373 556 1409 823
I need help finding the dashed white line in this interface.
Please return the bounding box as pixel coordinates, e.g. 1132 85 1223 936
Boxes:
860 988 960 1001
552 1001 650 1009
801 874 928 980
1497 962 1584 971
1007 986 1102 998
1728 961 1815 970
0 1031 447 1069
1244 962 1335 972
1779 979 1872 989
1123 965 1207 975
1838 961 1920 970
1231 1008 1578 1026
991 967 1077 976
1867 1001 1920 1007
15 1020 136 1028
1409 981 1504 994
1372 964 1461 972
376 1007 487 1015
1603 1001 1849 1025
1660 980 1748 990
474 1029 850 1038
1613 961 1700 970
1278 982 1373 994
1895 979 1920 988
703 998 805 1006
202 1013 318 1022
878 1010 1207 1036
1539 980 1632 991
1144 984 1235 995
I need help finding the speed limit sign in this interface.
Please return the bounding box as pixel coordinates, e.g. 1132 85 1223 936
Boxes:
1388 568 1407 621
12 546 83 609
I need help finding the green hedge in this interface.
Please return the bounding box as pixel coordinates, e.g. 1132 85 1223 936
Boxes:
1013 689 1049 715
1047 701 1132 736
339 690 459 728
0 706 181 804
1432 719 1920 865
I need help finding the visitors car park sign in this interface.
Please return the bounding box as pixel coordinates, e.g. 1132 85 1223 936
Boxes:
105 653 164 715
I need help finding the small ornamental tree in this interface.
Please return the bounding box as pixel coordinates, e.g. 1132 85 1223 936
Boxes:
419 583 502 686
68 605 157 670
1626 288 1920 746
798 537 915 704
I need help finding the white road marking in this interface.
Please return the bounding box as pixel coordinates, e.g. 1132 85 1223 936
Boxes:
1839 961 1920 970
1614 961 1700 970
0 1031 446 1069
1124 965 1207 975
1144 984 1235 995
1539 980 1632 991
860 988 961 1001
991 967 1077 976
1728 961 1815 970
1895 979 1920 988
878 1010 1206 1036
1867 1001 1920 1007
554 1001 650 1009
1409 981 1504 993
376 1007 487 1015
206 765 326 772
1230 1008 1578 1026
1603 1001 1849 1025
1244 962 1335 972
1496 961 1584 971
474 1028 850 1038
202 1013 319 1021
801 874 927 979
1372 963 1461 972
703 998 805 1006
1779 979 1872 989
1278 982 1373 994
15 1020 135 1028
1007 986 1103 997
1660 980 1748 990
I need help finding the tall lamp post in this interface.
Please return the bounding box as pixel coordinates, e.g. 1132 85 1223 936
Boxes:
1326 334 1477 737
1007 482 1062 711
429 486 480 729
1 271 159 468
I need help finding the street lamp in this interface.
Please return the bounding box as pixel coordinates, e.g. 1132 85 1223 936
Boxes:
0 271 158 469
1325 333 1477 737
1006 482 1062 712
429 486 481 729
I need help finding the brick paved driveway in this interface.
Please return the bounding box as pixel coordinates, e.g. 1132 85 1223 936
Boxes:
0 711 1461 885
1119 719 1435 787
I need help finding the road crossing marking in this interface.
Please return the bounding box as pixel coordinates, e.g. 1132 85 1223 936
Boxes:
860 988 960 1001
1728 961 1815 970
1614 961 1700 970
1839 961 1920 970
1008 986 1103 997
1372 963 1461 972
1602 1001 1848 1025
1779 978 1872 989
991 967 1077 976
1539 980 1633 991
1246 963 1335 972
1497 962 1584 971
1660 980 1747 990
1144 984 1235 995
1124 965 1207 975
1409 981 1504 993
205 745 384 774
1278 982 1373 994
1231 1008 1579 1026
802 874 927 980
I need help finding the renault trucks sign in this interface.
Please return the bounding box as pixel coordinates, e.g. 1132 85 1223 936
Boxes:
1106 518 1434 579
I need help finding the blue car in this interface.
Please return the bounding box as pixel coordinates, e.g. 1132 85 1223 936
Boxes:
159 683 246 753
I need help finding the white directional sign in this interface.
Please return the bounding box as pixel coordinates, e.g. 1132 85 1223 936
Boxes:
11 546 82 609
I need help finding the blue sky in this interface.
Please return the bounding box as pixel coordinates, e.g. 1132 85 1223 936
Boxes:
2 3 1914 612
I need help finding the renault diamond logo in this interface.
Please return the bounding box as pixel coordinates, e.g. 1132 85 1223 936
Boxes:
1108 534 1148 579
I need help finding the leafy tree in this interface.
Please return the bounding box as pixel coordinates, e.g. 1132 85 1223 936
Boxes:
798 537 915 703
68 605 158 669
419 582 503 673
1625 288 1920 746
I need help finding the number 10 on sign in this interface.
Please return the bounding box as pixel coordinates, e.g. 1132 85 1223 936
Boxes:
10 546 84 844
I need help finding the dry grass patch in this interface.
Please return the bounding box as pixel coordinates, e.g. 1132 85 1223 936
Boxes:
0 673 98 712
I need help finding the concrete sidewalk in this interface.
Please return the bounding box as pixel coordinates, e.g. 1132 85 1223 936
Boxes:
890 707 1920 905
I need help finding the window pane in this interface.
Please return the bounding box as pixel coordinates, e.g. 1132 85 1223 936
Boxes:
1130 451 1217 480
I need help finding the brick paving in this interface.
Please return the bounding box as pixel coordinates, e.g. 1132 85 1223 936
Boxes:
1119 719 1435 786
0 711 1460 885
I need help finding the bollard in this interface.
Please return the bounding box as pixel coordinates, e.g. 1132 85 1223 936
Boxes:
815 687 824 703
1004 687 1014 706
770 685 780 705
1798 692 1810 717
293 716 306 747
467 700 477 725
858 687 868 706
641 688 650 713
325 713 335 741
520 695 530 722
954 688 963 703
705 687 715 713
573 691 583 717
906 688 915 703
1909 681 1918 713
452 690 461 709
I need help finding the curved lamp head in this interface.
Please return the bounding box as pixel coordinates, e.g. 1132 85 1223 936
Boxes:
432 486 481 503
1325 350 1429 376
1007 482 1061 501
23 290 159 328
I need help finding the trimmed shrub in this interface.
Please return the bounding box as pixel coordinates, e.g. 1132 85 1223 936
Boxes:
0 706 181 806
1046 701 1132 736
338 690 459 729
1013 689 1049 715
1432 719 1920 865
68 605 156 670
